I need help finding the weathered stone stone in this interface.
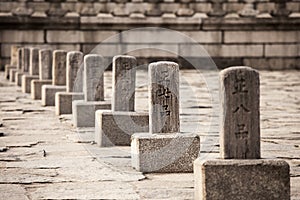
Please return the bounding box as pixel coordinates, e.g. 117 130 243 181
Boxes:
41 50 67 106
29 48 39 76
95 111 149 147
66 51 83 93
22 47 30 73
31 49 53 100
9 69 17 82
17 48 22 71
55 51 84 115
5 65 16 80
55 92 84 115
95 55 150 146
39 49 52 80
112 55 136 112
15 72 24 87
31 80 52 100
132 133 200 173
220 66 260 159
72 100 111 127
83 54 104 102
149 61 179 134
5 46 20 79
52 50 67 86
193 66 290 200
41 85 66 106
21 47 40 93
15 47 30 86
10 45 20 67
22 75 38 94
194 159 290 200
73 54 111 127
131 61 200 173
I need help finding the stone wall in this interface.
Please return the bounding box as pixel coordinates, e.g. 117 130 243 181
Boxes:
0 0 299 70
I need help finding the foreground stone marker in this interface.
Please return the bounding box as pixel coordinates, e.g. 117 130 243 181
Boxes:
22 47 40 93
41 50 67 106
31 49 53 100
131 61 200 173
5 45 20 80
194 66 290 199
95 55 149 146
15 47 30 86
55 51 84 115
72 54 111 127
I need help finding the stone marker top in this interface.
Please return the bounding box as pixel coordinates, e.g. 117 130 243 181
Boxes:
112 55 136 112
22 47 30 73
83 54 105 102
220 66 260 159
17 48 23 70
66 51 84 93
52 50 67 86
39 49 52 80
149 61 180 134
29 47 39 76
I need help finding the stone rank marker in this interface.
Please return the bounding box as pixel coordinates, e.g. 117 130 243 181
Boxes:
5 45 20 80
220 65 260 159
21 47 40 93
55 51 84 115
31 49 53 100
15 47 30 86
194 66 290 200
41 50 67 106
95 55 148 147
72 54 111 127
131 61 200 173
9 47 22 82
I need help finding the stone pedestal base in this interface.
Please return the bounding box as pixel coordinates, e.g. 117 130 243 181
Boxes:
5 65 16 80
16 72 26 86
95 110 149 147
21 75 39 93
31 80 52 100
131 133 200 173
72 100 111 127
55 92 84 115
9 69 17 82
194 159 290 200
41 85 66 106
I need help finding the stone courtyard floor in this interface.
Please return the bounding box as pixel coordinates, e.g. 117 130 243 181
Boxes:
0 69 299 199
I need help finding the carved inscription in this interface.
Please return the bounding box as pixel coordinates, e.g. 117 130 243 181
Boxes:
149 62 179 134
156 70 171 117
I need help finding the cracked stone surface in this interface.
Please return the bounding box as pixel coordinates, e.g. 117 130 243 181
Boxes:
0 70 299 199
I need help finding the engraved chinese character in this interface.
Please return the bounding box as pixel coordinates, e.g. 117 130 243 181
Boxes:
233 104 250 113
157 87 171 98
232 71 248 94
235 124 248 139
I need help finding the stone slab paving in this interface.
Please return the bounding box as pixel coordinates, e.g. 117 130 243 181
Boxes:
0 70 299 199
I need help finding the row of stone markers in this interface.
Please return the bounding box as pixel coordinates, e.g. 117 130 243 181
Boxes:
4 45 290 199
